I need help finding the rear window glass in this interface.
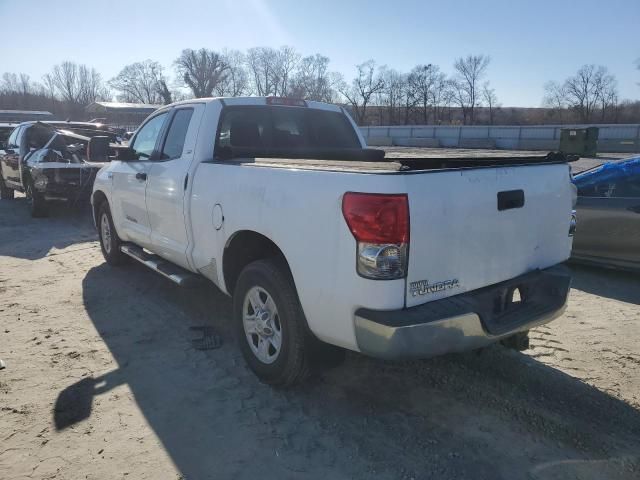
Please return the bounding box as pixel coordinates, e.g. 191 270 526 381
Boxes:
216 106 360 153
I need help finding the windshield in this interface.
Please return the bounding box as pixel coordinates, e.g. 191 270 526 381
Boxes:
216 106 361 157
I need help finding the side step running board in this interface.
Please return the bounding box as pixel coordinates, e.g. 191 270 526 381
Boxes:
120 244 203 288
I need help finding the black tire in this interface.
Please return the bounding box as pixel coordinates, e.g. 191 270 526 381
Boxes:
25 179 48 217
501 330 530 351
233 258 312 386
0 174 14 200
97 202 128 266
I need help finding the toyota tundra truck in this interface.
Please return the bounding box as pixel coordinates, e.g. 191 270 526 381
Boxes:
90 97 576 386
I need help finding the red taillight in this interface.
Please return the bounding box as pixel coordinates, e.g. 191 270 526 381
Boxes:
342 193 410 279
342 193 409 244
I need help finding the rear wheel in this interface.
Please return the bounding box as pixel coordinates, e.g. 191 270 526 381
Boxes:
25 180 48 217
0 174 14 200
97 202 127 266
233 258 312 386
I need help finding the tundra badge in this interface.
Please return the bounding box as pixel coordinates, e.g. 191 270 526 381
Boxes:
410 278 459 296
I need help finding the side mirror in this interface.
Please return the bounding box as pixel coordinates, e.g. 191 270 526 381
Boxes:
113 145 137 161
87 137 137 162
86 136 111 162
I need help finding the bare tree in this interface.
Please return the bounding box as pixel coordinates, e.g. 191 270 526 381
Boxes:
175 48 229 98
18 74 32 96
157 79 174 104
450 77 470 124
78 65 109 105
440 81 456 124
50 61 108 104
246 47 276 96
109 60 167 104
1 72 19 93
407 64 440 123
273 46 299 96
0 72 46 111
593 69 618 121
452 54 490 124
1 73 39 97
42 73 56 99
51 61 80 103
431 71 449 124
564 64 601 122
542 81 568 123
543 65 619 123
339 60 385 124
563 64 619 123
290 54 337 102
376 67 406 124
482 82 499 125
214 49 249 97
400 72 419 125
245 46 299 97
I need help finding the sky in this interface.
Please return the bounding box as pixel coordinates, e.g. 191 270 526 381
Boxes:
0 0 638 107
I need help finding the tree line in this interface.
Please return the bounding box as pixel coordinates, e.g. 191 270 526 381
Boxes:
1 46 638 125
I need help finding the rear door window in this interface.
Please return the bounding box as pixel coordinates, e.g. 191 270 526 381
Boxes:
161 108 194 160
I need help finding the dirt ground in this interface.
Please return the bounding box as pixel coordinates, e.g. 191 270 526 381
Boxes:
1 152 639 479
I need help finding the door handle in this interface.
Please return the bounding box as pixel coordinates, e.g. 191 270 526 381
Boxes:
135 172 147 181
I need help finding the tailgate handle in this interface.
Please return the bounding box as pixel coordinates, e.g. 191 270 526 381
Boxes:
497 190 525 211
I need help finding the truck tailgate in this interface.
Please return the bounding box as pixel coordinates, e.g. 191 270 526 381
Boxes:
404 163 573 308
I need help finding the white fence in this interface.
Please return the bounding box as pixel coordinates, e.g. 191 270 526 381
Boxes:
360 124 640 153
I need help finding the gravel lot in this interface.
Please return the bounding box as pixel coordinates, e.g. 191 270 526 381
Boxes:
1 150 639 480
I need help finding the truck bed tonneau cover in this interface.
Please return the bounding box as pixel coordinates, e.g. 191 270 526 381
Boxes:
209 151 575 173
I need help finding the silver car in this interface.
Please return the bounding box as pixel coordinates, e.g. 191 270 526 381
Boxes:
572 156 640 271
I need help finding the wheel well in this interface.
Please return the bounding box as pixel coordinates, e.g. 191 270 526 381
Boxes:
92 190 108 228
223 231 290 295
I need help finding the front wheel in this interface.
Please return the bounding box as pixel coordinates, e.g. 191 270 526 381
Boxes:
25 180 48 217
97 202 128 266
233 259 311 386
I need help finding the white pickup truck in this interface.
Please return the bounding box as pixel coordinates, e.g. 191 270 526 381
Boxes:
90 97 575 386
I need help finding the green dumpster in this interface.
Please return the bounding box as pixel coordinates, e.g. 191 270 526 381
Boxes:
559 127 599 157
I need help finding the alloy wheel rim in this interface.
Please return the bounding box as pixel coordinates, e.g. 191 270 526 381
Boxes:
101 214 112 254
242 286 282 364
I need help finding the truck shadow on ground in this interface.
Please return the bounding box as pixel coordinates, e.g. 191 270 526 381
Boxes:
569 263 640 305
0 197 95 260
57 263 640 480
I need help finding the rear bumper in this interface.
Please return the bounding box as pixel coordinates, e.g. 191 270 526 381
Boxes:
354 264 571 360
